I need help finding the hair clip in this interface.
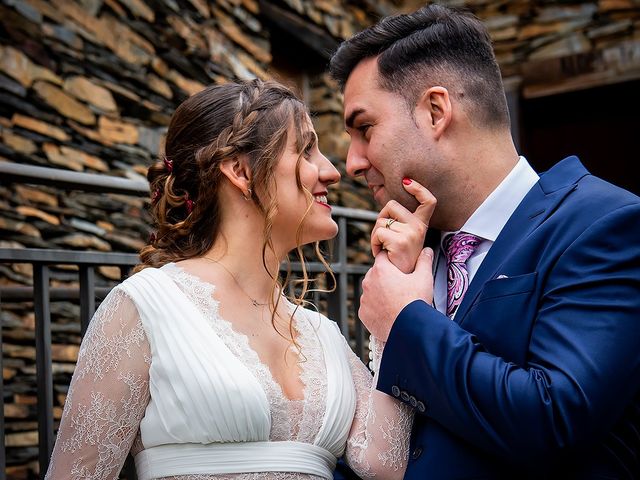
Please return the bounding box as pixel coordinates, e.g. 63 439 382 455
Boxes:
163 157 173 173
185 192 194 214
149 231 157 244
151 188 161 203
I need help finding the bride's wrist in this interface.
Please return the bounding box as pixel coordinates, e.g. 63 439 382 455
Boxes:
368 335 385 373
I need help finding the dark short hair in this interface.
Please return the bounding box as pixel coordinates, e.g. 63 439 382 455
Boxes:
329 4 510 129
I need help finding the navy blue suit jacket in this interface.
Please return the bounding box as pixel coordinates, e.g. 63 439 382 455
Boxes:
377 156 640 479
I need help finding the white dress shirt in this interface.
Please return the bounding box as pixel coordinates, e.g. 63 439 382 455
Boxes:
433 156 540 317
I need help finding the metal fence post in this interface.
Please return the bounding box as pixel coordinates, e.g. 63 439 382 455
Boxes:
79 266 96 336
34 264 54 476
352 274 369 363
120 265 132 281
0 287 5 478
328 217 349 337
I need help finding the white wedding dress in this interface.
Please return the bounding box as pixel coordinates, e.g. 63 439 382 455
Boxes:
45 263 413 480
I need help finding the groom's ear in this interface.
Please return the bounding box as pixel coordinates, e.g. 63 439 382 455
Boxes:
415 86 452 140
219 154 252 197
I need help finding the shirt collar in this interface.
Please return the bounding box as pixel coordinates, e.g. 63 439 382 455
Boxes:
441 156 539 245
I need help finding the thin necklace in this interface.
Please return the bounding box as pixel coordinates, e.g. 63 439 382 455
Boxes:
201 256 269 307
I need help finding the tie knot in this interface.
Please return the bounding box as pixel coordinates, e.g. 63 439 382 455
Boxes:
444 232 482 265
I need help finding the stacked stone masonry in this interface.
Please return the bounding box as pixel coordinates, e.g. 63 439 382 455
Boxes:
1 0 639 477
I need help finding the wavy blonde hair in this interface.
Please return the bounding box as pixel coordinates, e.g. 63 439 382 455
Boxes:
137 79 335 349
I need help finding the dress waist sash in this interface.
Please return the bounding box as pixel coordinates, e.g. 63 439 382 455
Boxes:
134 441 337 479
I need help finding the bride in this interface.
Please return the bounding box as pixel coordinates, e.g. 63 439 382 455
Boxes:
45 79 414 479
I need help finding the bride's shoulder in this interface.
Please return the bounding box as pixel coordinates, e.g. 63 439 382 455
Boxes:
117 264 186 300
121 263 182 284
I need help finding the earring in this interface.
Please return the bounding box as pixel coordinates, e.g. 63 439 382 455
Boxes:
243 188 252 201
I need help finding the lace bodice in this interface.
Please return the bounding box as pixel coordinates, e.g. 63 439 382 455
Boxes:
45 264 413 479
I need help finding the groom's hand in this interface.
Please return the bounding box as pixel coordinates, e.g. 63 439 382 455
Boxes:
359 247 434 341
371 178 436 274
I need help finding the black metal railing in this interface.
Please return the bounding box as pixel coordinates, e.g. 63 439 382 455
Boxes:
0 249 138 478
0 161 377 477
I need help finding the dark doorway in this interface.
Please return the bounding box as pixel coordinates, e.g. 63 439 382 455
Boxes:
520 79 640 196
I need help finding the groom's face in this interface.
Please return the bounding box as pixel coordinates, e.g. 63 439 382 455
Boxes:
343 57 433 212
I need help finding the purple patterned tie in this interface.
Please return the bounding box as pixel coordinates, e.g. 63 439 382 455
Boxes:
444 232 482 318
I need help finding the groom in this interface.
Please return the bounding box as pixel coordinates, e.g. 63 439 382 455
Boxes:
331 4 640 479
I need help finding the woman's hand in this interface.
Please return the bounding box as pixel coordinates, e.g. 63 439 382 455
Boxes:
371 178 436 274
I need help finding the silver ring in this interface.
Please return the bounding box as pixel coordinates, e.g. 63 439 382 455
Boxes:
385 218 397 229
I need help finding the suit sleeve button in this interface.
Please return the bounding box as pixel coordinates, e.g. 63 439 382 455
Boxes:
400 391 410 402
411 446 423 460
391 385 400 397
417 401 426 413
409 395 418 407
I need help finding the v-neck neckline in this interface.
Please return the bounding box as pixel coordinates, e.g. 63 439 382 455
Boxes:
163 262 310 403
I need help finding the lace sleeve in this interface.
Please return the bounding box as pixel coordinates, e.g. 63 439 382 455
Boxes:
45 287 151 480
344 336 414 479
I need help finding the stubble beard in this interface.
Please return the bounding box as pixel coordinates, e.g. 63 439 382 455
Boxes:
395 187 420 212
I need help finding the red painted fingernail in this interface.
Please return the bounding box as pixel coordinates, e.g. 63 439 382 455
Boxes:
402 177 412 185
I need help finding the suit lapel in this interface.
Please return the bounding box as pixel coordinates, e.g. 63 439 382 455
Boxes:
454 156 590 325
